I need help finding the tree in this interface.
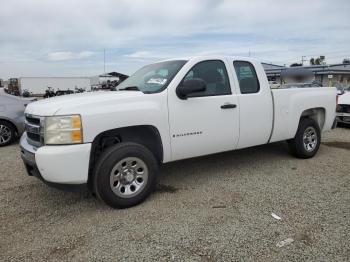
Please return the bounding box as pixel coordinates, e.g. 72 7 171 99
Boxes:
343 58 350 64
310 56 325 65
290 63 302 67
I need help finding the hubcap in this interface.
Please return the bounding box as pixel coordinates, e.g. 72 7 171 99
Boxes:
0 125 11 145
109 157 148 198
303 126 317 152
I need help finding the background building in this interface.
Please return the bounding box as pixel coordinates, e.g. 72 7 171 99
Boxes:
263 63 350 87
2 71 128 96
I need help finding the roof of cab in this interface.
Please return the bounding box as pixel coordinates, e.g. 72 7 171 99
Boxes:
160 56 260 63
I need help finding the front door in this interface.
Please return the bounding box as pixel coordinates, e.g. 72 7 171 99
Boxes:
168 59 240 161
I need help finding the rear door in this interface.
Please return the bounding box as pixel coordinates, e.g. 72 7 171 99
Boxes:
230 60 273 149
168 59 240 161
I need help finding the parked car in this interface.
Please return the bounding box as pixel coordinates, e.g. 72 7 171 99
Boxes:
20 56 337 208
269 81 280 89
335 85 346 95
0 88 36 146
336 92 350 125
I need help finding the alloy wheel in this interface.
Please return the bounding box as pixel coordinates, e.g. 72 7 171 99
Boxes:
0 125 12 145
109 157 149 198
303 126 317 152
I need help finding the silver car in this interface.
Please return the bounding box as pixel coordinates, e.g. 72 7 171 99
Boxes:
0 88 36 146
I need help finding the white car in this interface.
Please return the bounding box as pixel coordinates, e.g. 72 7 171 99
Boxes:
336 92 350 125
20 56 337 208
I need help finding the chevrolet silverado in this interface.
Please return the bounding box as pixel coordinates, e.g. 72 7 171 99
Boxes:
20 57 337 208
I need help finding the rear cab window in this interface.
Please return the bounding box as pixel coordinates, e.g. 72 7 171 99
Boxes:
233 61 260 94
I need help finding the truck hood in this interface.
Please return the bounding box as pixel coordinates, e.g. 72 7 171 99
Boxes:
25 91 144 116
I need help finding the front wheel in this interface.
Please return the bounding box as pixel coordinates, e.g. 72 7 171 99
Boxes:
93 142 158 208
288 118 321 159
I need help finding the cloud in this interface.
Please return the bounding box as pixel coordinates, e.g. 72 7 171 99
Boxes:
124 51 152 59
0 0 349 77
47 51 94 61
124 51 172 61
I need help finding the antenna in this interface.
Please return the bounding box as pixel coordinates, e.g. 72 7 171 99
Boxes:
103 49 106 75
301 56 307 65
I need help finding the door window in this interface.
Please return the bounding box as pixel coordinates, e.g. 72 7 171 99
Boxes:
182 60 231 97
233 61 260 94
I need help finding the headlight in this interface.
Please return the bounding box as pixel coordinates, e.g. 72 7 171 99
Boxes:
44 115 83 145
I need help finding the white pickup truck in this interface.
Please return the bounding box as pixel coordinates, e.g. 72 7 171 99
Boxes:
20 56 337 208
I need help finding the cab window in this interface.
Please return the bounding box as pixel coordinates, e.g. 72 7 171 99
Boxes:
233 61 260 94
183 60 231 97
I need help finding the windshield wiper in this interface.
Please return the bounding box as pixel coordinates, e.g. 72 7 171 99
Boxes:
118 86 140 91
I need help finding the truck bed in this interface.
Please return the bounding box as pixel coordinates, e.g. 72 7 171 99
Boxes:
269 87 337 143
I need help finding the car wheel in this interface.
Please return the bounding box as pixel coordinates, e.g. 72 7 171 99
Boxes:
288 118 321 159
93 142 158 208
0 121 16 147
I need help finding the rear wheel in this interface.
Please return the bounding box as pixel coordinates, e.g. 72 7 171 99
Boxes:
288 118 321 159
0 121 16 147
93 142 158 208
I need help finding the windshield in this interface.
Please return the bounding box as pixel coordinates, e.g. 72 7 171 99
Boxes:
117 60 187 93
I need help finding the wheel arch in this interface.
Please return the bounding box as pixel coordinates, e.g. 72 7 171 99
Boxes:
87 125 163 190
300 107 326 130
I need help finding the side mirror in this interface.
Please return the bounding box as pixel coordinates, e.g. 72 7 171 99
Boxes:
176 78 206 99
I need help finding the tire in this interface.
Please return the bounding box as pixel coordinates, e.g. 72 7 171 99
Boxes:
93 142 158 208
288 118 321 159
0 120 16 147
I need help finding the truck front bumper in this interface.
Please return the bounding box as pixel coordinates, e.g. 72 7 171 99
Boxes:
20 133 91 188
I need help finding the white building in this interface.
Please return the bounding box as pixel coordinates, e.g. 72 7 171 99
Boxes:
19 77 92 95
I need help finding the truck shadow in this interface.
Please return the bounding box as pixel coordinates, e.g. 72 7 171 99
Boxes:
322 141 350 151
160 141 290 180
11 141 294 214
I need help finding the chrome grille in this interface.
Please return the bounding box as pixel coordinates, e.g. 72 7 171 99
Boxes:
25 114 43 147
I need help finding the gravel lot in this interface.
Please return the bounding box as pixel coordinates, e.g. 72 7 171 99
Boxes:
1 127 349 261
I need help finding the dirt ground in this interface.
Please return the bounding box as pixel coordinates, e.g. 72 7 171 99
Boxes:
1 127 349 261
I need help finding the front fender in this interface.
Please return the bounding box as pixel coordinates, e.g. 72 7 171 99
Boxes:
56 91 172 162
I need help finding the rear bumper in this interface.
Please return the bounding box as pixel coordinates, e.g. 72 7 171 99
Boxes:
336 112 350 124
20 133 91 187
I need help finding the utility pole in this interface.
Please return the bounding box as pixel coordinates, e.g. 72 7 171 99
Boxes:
301 56 307 66
103 49 106 75
248 50 251 57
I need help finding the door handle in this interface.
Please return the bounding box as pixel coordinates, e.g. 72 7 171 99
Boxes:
221 103 237 109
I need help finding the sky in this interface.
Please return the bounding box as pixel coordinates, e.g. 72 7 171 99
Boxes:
1 0 350 79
